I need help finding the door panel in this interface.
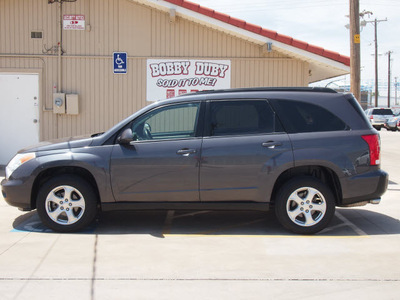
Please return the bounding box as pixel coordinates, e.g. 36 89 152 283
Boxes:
110 101 202 202
110 139 202 202
200 134 293 202
200 99 293 202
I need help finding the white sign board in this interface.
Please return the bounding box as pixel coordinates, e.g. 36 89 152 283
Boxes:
63 15 85 30
146 59 231 101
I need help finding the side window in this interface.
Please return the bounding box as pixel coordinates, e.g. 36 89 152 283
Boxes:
208 100 282 136
270 100 348 133
131 102 200 141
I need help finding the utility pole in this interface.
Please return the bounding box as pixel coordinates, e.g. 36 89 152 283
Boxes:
374 19 378 107
349 0 361 102
365 18 387 107
395 77 398 105
387 51 392 108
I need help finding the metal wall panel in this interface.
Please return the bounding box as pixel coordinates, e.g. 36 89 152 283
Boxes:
0 0 308 141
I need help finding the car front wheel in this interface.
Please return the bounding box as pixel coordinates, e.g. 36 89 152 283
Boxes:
36 175 98 232
275 177 335 234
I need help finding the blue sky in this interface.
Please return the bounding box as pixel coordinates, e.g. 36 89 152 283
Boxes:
193 0 400 88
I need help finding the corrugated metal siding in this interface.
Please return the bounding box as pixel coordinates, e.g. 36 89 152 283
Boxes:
0 0 308 141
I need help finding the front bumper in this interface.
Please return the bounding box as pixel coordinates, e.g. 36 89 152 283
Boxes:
1 178 34 211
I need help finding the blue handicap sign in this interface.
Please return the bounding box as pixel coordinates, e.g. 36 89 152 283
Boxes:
113 52 127 74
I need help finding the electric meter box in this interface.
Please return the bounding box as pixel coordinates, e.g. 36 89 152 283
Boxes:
53 93 66 114
66 94 79 115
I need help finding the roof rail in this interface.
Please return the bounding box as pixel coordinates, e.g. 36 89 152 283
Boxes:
183 87 337 96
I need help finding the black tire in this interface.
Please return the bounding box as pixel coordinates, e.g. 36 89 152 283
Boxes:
36 175 98 232
275 177 336 234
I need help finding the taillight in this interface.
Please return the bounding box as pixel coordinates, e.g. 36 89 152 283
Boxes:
362 134 380 166
370 115 373 120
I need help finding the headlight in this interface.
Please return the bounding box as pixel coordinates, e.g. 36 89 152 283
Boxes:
5 153 36 180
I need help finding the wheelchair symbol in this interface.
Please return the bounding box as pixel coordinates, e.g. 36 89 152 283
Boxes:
115 54 125 69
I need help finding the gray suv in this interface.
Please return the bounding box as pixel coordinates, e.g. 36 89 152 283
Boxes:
1 88 388 234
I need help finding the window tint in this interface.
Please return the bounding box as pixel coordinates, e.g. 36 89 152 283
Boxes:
131 102 200 141
270 100 348 133
208 100 282 136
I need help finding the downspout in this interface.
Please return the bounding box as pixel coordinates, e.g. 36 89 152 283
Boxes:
56 1 63 138
58 1 63 93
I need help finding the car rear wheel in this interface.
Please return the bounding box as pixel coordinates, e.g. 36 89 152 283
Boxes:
36 175 98 232
275 177 335 234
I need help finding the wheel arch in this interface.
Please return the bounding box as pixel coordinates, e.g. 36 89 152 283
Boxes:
270 165 342 206
31 166 100 209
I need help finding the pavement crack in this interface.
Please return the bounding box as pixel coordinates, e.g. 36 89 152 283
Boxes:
1 277 399 282
91 234 98 300
12 234 61 300
0 232 31 256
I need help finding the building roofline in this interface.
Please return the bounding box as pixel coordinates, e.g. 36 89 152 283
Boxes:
183 87 338 96
163 0 350 67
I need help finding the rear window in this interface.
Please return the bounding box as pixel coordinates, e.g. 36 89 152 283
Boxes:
372 109 393 115
270 99 349 133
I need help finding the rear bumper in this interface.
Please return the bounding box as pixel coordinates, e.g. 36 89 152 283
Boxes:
370 120 387 129
340 169 388 206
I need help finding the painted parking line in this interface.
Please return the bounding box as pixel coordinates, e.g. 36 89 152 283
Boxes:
162 210 175 235
193 217 267 235
335 211 367 236
162 209 369 238
162 210 212 235
387 181 400 191
163 233 368 239
10 215 97 234
173 211 212 219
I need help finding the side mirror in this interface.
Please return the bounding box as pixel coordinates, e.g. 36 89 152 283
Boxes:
117 128 134 144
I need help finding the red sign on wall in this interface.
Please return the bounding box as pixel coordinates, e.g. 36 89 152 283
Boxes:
146 59 231 101
63 15 85 30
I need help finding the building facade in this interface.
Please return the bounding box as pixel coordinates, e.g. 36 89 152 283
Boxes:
0 0 350 164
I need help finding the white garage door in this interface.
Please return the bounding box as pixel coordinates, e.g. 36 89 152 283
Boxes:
0 74 39 165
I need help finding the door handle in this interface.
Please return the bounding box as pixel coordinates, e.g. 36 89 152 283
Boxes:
262 141 282 149
177 148 197 156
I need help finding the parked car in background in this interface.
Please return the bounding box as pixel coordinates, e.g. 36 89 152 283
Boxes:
2 88 388 235
365 108 394 130
385 115 400 131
